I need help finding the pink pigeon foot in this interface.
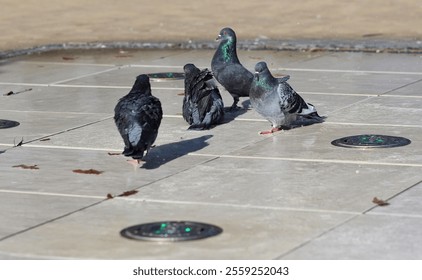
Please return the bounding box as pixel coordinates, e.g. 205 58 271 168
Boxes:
259 127 281 135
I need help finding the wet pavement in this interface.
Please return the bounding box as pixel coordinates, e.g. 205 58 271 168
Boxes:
0 49 422 259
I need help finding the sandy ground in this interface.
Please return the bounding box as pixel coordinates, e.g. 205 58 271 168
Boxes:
1 0 422 52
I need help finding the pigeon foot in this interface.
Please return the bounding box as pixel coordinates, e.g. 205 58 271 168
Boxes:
224 106 243 112
126 159 143 167
259 127 281 135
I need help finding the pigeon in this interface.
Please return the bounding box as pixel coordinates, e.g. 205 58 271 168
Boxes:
211 27 254 110
182 63 224 130
114 74 163 162
250 61 325 134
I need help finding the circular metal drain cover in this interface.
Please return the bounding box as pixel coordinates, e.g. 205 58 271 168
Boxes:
0 119 20 129
120 221 222 242
331 134 411 148
146 72 184 82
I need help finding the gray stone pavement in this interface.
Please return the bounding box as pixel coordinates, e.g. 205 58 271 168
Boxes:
0 49 421 259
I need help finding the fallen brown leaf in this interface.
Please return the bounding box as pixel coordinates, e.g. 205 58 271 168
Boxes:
62 56 77 60
72 169 103 175
3 88 32 96
373 197 390 206
14 137 24 147
177 92 185 96
117 190 138 197
13 164 39 170
106 193 114 199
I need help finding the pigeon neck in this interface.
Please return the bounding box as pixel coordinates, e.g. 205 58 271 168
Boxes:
130 86 151 96
254 73 275 92
220 38 238 63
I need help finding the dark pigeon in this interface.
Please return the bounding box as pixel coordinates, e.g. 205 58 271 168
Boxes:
250 61 325 134
211 27 254 110
114 74 163 162
182 63 224 130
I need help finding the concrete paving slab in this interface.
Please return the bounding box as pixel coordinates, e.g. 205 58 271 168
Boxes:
0 199 353 259
0 86 122 114
131 156 422 213
384 79 422 97
329 96 422 126
0 61 117 84
370 181 422 217
279 214 422 259
281 52 422 73
20 117 265 156
1 49 422 260
0 144 215 197
147 49 326 70
230 123 422 165
58 66 184 89
0 192 101 239
283 70 422 96
18 49 193 66
0 111 110 145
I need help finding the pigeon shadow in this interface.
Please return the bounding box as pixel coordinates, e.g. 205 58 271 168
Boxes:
222 99 251 123
288 115 327 130
140 135 212 170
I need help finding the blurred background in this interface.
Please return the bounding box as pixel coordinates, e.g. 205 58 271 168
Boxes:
1 0 421 52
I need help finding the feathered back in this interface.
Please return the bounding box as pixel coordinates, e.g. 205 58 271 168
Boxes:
183 63 224 129
114 74 162 160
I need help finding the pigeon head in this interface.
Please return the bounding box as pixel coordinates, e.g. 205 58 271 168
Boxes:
216 27 237 42
183 63 201 77
254 61 269 81
215 27 239 63
130 74 151 95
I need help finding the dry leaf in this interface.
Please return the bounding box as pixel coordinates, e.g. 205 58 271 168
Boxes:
72 169 103 175
106 190 138 199
177 92 185 96
14 137 24 147
3 88 32 96
62 56 77 60
13 164 39 170
373 197 390 206
117 190 138 197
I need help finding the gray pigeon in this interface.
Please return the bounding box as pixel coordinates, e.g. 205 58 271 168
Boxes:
211 27 254 110
250 61 325 134
183 63 224 130
114 74 163 162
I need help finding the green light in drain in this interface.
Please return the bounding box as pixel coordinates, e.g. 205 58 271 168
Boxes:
154 223 168 234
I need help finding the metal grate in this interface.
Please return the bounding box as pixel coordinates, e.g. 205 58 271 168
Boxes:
146 72 184 82
331 134 411 148
120 221 223 242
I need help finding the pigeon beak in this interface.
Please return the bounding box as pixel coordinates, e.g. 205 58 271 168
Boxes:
216 34 222 41
254 72 259 81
